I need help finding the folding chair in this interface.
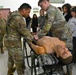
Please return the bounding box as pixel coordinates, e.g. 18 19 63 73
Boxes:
23 39 31 68
23 39 38 75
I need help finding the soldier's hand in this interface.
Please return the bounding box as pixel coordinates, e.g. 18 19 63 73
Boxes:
32 39 37 45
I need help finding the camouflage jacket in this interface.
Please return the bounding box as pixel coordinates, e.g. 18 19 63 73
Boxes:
37 5 73 49
5 11 33 48
0 18 6 35
38 15 45 29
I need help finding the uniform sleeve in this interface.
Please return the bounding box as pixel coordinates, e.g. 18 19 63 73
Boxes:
0 18 6 35
15 17 34 41
37 8 56 38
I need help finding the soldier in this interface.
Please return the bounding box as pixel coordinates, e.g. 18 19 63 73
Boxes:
33 0 73 75
38 9 45 30
4 3 34 75
0 12 6 54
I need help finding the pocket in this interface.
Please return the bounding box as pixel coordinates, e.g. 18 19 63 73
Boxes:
14 49 24 61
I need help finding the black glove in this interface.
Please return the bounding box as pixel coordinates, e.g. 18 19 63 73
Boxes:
32 39 37 45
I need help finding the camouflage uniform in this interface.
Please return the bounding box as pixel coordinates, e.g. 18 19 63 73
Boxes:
0 18 6 53
37 5 73 75
38 5 73 50
4 11 33 75
38 15 45 29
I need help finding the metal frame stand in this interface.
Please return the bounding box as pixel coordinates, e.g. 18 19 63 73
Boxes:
23 39 38 75
23 39 71 75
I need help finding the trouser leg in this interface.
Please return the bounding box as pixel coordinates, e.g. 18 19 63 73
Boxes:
0 41 4 53
1 45 4 53
65 63 73 75
7 47 25 75
13 48 25 75
57 66 65 75
7 52 15 75
15 61 25 75
0 36 4 53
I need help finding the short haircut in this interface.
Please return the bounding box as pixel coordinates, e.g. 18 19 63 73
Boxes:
38 0 49 6
18 3 31 10
71 7 76 13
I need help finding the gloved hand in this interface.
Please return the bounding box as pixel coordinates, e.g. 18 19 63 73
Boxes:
32 39 37 45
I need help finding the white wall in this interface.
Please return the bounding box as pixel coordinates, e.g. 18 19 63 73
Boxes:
0 0 76 11
0 0 76 17
0 0 39 11
52 0 76 7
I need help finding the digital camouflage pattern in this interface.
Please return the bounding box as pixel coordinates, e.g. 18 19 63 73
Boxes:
5 11 33 48
4 11 34 75
38 15 45 29
0 18 6 47
37 5 73 50
7 48 25 75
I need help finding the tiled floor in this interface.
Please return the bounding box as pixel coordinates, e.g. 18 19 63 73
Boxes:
0 45 76 75
0 50 8 75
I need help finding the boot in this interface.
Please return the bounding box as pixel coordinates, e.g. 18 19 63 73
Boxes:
7 67 16 75
65 70 72 75
1 47 4 54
